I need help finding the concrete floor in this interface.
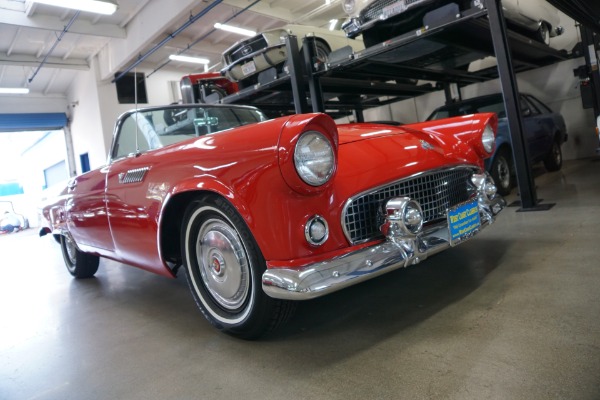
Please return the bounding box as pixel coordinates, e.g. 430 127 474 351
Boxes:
1 158 599 400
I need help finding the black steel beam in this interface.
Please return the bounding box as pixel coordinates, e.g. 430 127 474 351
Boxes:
302 37 326 113
285 35 309 114
486 0 550 211
580 26 600 118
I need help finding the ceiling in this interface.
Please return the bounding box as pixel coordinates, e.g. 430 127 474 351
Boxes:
0 0 347 97
0 0 597 100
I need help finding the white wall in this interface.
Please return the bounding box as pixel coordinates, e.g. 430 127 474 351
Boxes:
67 59 187 171
0 95 68 114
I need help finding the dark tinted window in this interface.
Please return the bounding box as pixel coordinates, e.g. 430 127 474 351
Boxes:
428 96 506 120
525 95 552 114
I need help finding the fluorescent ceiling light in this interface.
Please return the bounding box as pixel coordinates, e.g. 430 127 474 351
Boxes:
169 55 210 64
31 0 118 15
214 23 256 37
0 88 30 94
329 19 338 31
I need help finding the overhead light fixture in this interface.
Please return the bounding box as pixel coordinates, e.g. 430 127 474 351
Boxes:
30 0 118 15
214 23 256 37
329 19 338 31
0 88 30 94
169 55 210 64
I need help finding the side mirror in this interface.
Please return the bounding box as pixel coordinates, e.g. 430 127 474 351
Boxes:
521 107 532 117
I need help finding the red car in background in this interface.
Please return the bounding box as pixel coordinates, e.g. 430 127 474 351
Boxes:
180 72 239 104
40 104 505 338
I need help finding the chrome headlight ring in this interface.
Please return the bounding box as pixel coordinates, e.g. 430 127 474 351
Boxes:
305 215 329 246
294 131 335 187
482 123 495 154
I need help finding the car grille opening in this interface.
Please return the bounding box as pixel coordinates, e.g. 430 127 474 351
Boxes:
228 36 269 64
343 167 475 244
360 0 433 23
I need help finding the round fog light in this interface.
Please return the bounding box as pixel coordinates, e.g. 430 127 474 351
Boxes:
484 181 497 198
403 200 424 234
305 215 329 246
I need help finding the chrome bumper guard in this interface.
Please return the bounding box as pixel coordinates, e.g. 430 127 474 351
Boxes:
262 193 505 301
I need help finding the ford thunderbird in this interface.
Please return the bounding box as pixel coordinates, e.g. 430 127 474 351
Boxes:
40 104 505 338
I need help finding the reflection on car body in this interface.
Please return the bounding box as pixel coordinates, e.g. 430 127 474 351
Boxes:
40 103 505 338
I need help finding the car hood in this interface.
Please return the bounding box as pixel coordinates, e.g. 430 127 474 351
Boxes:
334 118 490 193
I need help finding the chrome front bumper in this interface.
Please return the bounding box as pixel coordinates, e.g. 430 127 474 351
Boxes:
262 195 505 301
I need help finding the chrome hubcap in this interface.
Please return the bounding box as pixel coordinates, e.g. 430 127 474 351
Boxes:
65 236 77 265
196 219 249 310
496 157 510 188
553 144 561 163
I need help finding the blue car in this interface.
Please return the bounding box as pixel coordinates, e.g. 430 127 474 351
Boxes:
427 93 568 195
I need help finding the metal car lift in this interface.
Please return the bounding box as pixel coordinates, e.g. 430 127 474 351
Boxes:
208 0 576 210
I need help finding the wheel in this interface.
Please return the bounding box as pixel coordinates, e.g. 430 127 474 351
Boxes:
181 196 295 339
490 149 514 196
60 235 99 279
536 22 550 45
543 140 563 172
313 40 331 65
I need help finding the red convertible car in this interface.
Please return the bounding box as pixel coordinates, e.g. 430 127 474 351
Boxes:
40 104 505 338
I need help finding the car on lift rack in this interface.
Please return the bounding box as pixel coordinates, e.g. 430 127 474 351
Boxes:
342 0 563 47
40 103 505 339
220 24 363 89
427 93 568 195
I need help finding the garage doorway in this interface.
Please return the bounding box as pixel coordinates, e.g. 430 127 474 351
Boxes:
0 113 70 229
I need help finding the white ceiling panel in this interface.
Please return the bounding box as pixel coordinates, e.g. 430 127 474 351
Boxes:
0 0 349 97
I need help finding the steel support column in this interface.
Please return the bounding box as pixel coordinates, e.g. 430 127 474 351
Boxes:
580 27 600 118
485 0 552 211
303 37 325 113
286 35 309 114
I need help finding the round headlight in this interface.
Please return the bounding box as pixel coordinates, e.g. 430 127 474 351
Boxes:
482 124 495 154
342 0 356 14
294 131 335 186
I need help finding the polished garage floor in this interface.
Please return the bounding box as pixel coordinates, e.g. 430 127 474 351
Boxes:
1 158 599 400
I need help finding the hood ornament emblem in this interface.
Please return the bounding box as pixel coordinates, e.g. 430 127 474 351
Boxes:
420 140 435 150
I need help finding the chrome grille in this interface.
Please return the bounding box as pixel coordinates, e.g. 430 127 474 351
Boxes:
228 35 268 63
343 167 475 244
118 167 149 184
360 0 433 23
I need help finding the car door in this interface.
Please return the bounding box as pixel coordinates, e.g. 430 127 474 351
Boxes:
65 167 115 252
103 110 170 275
525 94 557 156
520 95 547 162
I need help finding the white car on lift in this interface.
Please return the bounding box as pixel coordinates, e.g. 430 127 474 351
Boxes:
342 0 563 47
221 24 363 89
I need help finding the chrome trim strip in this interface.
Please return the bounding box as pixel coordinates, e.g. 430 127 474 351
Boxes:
262 195 505 301
118 167 149 184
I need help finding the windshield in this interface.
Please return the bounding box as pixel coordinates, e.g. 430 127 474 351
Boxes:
427 96 506 121
111 105 267 161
